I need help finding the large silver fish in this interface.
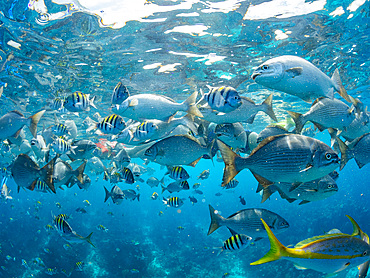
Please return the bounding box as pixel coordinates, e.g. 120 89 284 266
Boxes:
288 97 356 133
144 134 213 166
217 134 340 188
0 110 45 140
112 91 202 121
251 55 351 103
207 205 289 240
336 134 370 170
199 94 277 124
259 172 339 205
11 154 56 193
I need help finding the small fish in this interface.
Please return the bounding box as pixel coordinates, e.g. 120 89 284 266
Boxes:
165 166 190 181
1 177 12 200
60 268 71 277
158 211 164 216
130 269 140 274
6 255 14 261
122 189 140 202
194 189 203 195
177 226 185 231
111 81 130 105
161 180 189 194
49 97 67 112
121 167 135 184
197 169 210 180
44 248 51 254
97 224 108 232
192 182 201 189
75 207 87 214
64 91 96 112
200 86 242 113
189 196 198 205
63 243 72 250
162 197 184 208
34 179 53 193
239 196 246 205
51 123 70 137
51 137 76 155
83 200 91 206
132 121 158 142
208 205 289 239
74 261 85 271
218 234 252 255
151 192 159 200
21 259 28 269
215 192 222 196
44 224 55 232
146 177 163 188
45 267 58 275
224 178 239 189
56 202 62 209
250 215 370 274
90 114 126 135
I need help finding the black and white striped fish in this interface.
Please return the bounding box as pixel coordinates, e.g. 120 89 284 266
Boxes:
51 123 70 137
33 179 53 193
224 178 239 189
74 261 85 271
120 167 135 184
166 166 189 181
162 196 184 208
132 121 158 141
64 91 96 112
200 86 242 113
96 114 126 135
218 234 252 255
51 137 76 154
49 97 67 113
111 82 130 105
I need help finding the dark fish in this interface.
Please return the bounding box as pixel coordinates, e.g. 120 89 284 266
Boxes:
207 205 289 239
189 196 198 204
166 166 189 181
224 178 239 189
218 234 252 255
75 207 87 214
194 189 203 195
11 154 56 193
336 133 370 170
104 185 124 205
239 196 246 205
121 167 135 184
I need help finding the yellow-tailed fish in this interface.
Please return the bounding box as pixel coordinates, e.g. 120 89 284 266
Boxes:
250 215 370 274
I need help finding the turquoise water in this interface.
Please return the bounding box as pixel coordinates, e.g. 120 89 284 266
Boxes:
0 0 369 277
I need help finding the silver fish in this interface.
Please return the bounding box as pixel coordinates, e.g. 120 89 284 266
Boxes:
336 134 370 170
104 185 124 205
112 91 202 121
257 125 293 144
251 55 351 103
0 110 45 140
207 205 289 240
288 97 356 133
215 123 247 151
67 140 97 161
144 134 213 166
53 160 86 187
199 94 277 124
1 177 12 200
161 180 189 193
217 134 340 188
146 177 163 188
122 189 140 201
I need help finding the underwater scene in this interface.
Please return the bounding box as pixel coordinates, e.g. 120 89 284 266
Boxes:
0 0 369 277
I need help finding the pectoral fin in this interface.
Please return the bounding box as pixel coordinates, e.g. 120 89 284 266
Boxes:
286 67 303 77
129 99 138 107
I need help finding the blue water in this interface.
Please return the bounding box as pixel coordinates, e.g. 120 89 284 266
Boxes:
0 0 369 277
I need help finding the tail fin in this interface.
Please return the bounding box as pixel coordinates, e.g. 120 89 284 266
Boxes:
216 140 241 186
136 193 140 202
28 110 46 138
250 219 286 265
262 94 277 122
335 137 352 170
183 91 203 118
159 176 165 186
287 111 305 134
74 161 86 184
161 185 167 194
207 204 225 235
89 95 97 109
40 155 57 194
104 186 110 203
332 69 352 103
84 232 95 248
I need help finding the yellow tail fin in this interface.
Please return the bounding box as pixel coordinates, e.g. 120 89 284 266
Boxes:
250 219 286 265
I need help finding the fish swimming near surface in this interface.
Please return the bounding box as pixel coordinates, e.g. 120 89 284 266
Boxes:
288 97 356 133
251 55 352 103
217 234 252 256
144 134 213 166
53 215 95 247
217 134 340 189
112 91 202 121
111 81 130 105
336 134 370 170
199 86 242 113
250 215 370 274
53 160 86 187
208 205 289 240
0 110 45 140
11 154 56 193
63 91 96 112
199 94 277 124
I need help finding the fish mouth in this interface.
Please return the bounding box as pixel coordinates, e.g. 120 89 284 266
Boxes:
251 73 260 80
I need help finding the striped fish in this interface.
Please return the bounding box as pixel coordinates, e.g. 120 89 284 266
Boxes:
162 196 184 208
33 179 53 193
74 261 85 271
250 216 370 274
55 214 70 220
218 234 252 255
121 167 134 184
217 134 340 189
51 123 69 136
201 86 242 113
51 137 76 155
207 205 289 239
63 91 96 112
45 268 58 275
166 166 189 181
44 224 54 232
96 114 126 135
97 224 108 232
49 97 67 113
224 178 239 189
111 81 130 105
132 121 158 141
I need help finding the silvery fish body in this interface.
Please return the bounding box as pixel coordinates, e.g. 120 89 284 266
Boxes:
218 134 340 187
86 156 106 175
201 86 242 113
30 135 49 161
257 125 292 144
53 160 85 187
111 148 131 168
144 135 211 166
161 180 189 193
112 91 201 121
67 140 97 160
339 111 370 142
207 205 289 239
104 185 124 205
251 55 351 102
288 97 356 133
199 94 277 124
215 123 247 151
1 178 12 200
122 189 140 201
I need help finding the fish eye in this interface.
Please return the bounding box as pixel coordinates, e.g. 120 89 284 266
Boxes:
327 184 333 188
363 250 368 256
280 221 287 226
325 153 332 160
261 65 269 70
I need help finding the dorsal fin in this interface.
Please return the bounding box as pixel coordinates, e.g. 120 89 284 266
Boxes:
10 110 24 117
311 97 326 107
249 134 287 157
